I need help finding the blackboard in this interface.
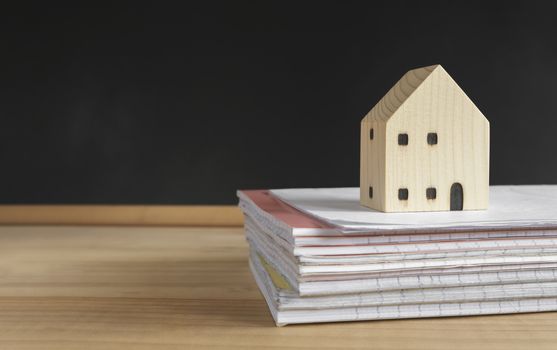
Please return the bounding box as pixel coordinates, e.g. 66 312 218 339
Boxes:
2 2 557 204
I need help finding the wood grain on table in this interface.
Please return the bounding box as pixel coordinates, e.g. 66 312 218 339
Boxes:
0 225 555 349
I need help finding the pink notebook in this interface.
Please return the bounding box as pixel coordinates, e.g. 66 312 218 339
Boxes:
238 189 557 245
239 190 333 229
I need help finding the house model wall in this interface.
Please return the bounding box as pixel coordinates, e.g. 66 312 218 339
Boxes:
360 65 490 212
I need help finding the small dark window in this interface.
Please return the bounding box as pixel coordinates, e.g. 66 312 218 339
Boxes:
427 132 438 145
398 188 409 200
426 187 437 200
370 128 374 140
369 186 373 198
398 133 408 145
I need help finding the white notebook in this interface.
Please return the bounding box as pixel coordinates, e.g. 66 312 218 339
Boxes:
250 253 557 326
270 185 557 231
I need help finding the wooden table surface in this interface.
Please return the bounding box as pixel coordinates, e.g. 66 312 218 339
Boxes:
0 225 556 349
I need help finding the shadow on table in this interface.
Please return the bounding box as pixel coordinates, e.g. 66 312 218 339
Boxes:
54 255 275 328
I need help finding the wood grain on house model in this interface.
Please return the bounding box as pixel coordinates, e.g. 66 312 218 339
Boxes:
360 65 490 212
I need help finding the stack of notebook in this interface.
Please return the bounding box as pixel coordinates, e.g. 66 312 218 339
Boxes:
238 186 557 326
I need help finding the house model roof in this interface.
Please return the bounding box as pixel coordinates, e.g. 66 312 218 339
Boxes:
362 65 486 124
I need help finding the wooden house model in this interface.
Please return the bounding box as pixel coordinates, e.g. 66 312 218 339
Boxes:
360 65 490 212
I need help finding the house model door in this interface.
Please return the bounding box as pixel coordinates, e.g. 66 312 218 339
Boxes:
450 183 464 211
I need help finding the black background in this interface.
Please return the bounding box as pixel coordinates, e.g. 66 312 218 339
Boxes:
2 2 557 204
